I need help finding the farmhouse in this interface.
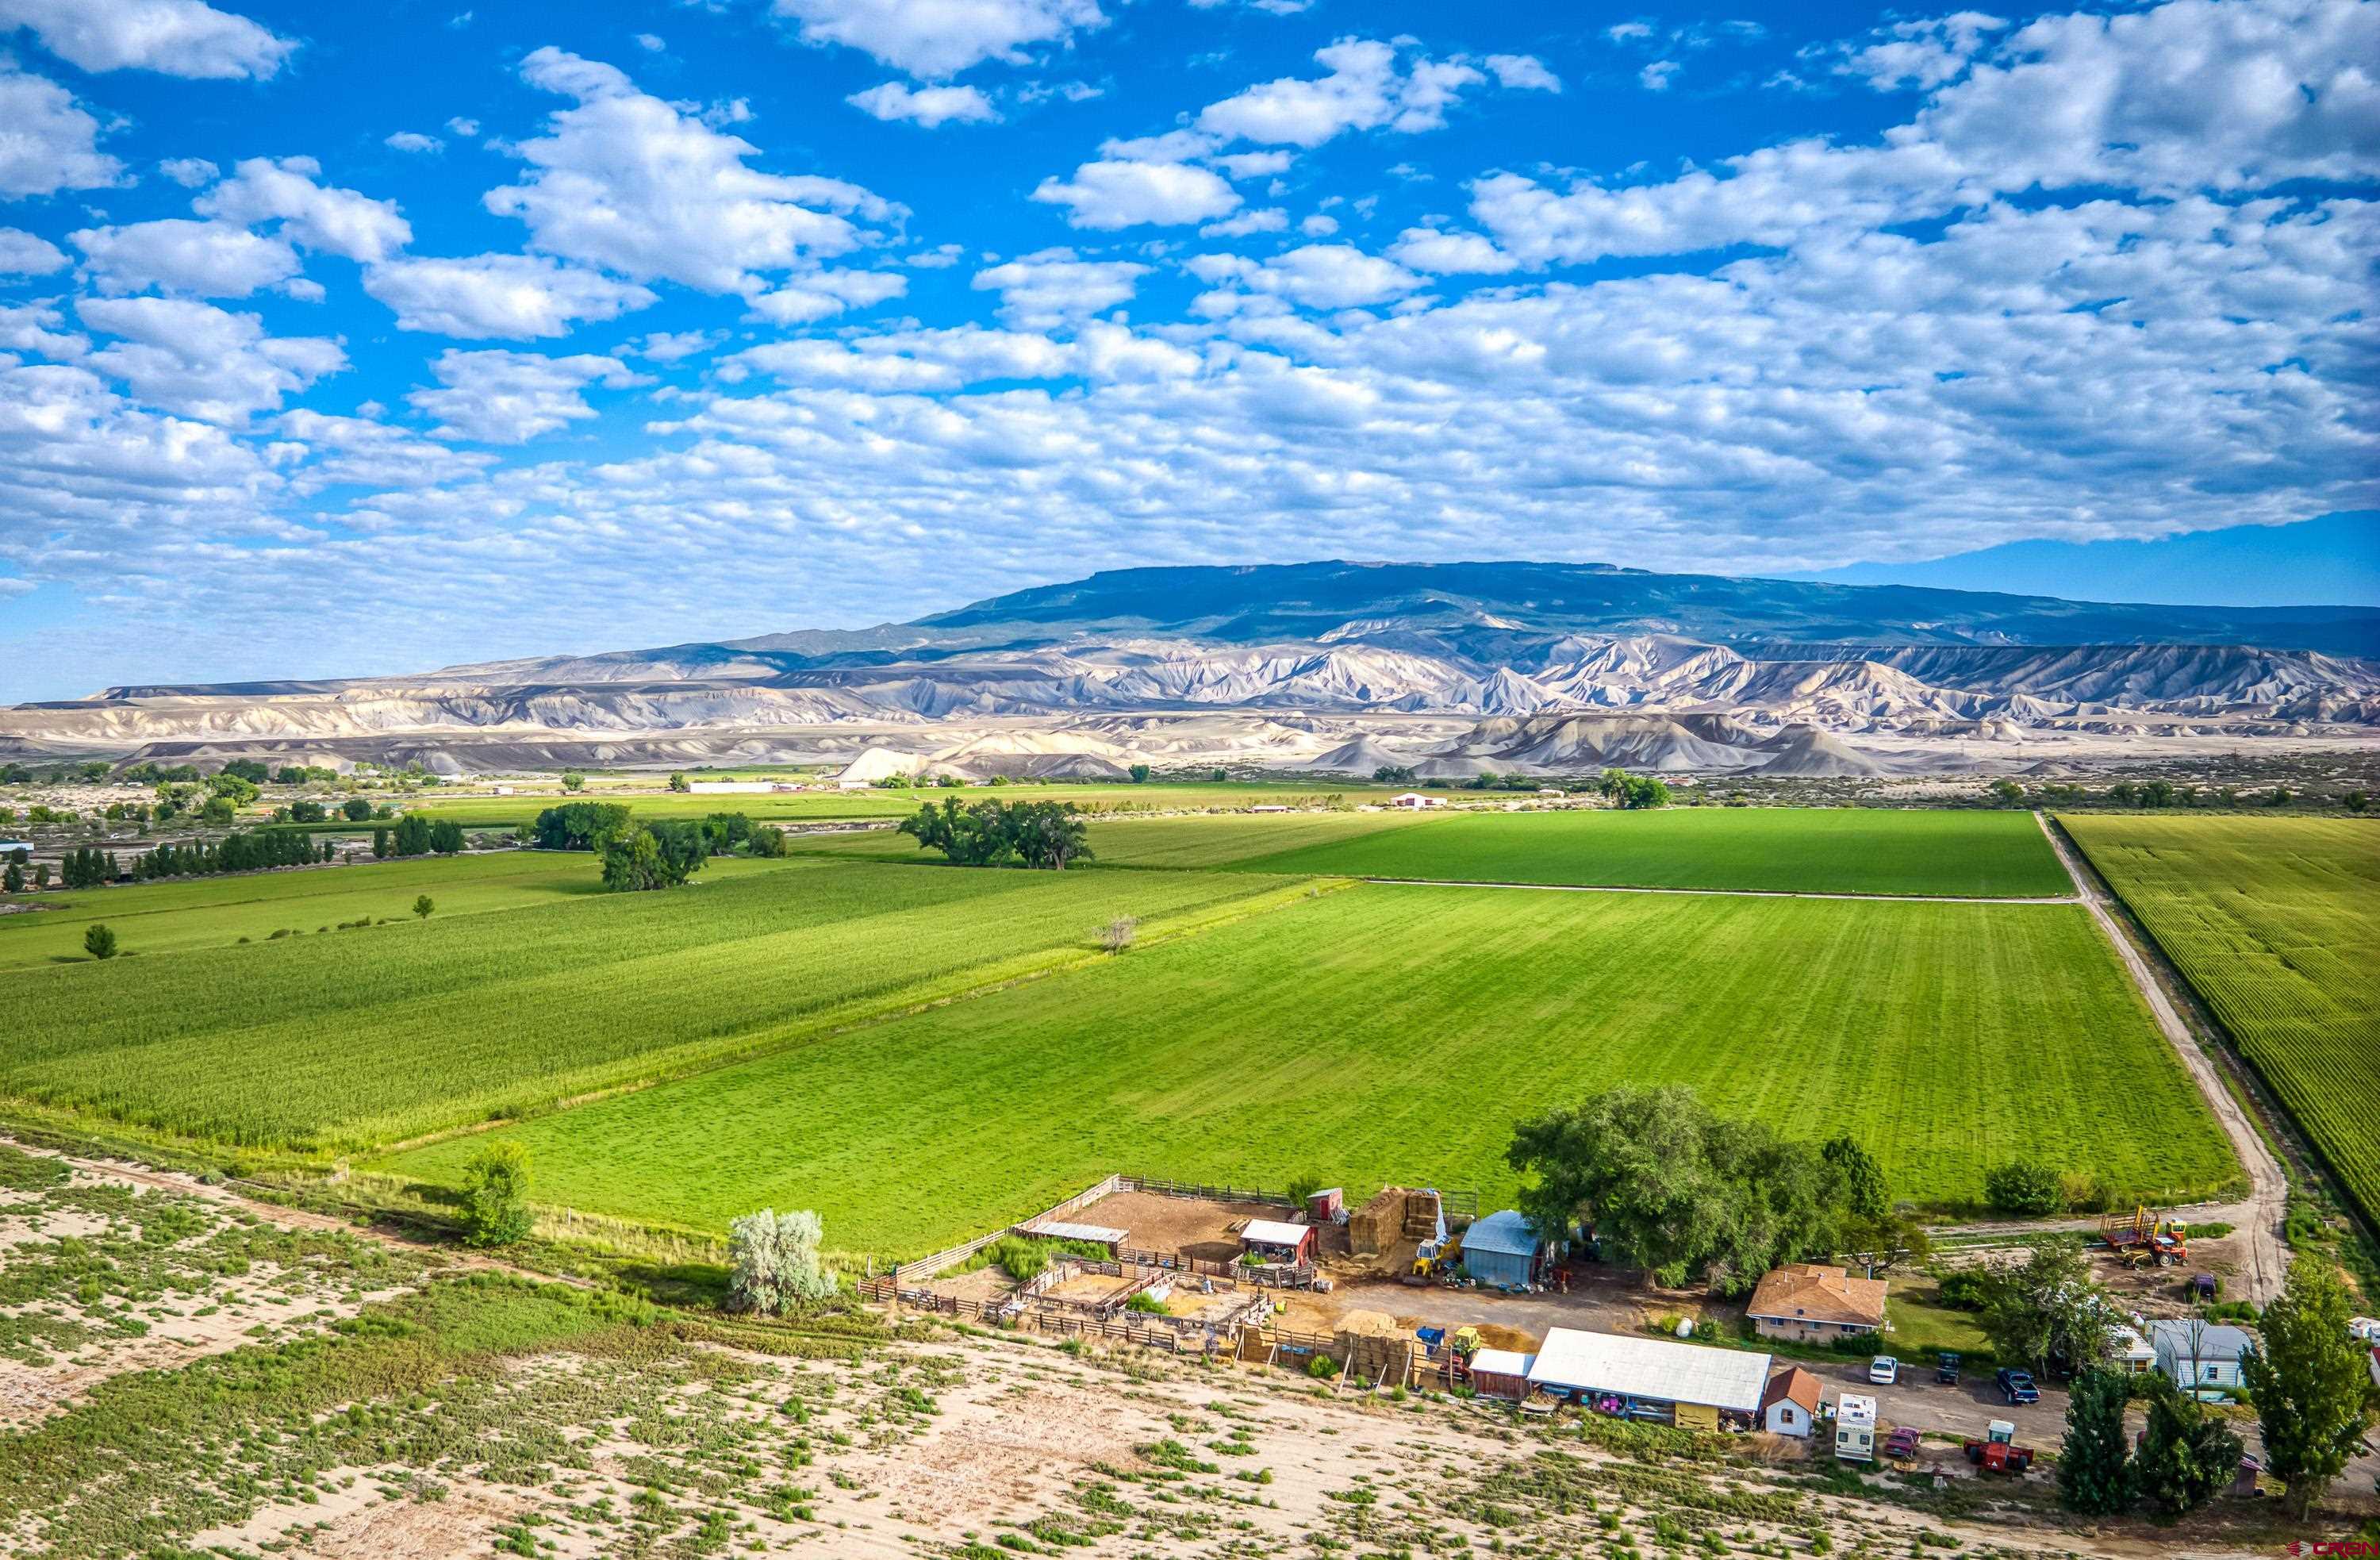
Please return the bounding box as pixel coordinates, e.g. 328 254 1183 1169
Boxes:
1240 1218 1316 1266
1745 1263 1888 1342
1388 792 1444 809
1760 1366 1822 1438
1526 1328 1773 1430
1460 1209 1545 1288
2106 1324 2158 1374
2149 1320 2255 1389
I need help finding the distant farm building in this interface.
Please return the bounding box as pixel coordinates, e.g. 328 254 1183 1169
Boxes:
1745 1263 1888 1342
1239 1218 1316 1266
1526 1328 1773 1430
1388 792 1445 809
687 780 784 794
1761 1366 1821 1438
1459 1210 1545 1288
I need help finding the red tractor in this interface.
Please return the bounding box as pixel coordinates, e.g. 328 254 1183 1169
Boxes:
1963 1420 2036 1474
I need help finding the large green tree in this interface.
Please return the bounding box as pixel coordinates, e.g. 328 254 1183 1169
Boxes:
898 798 1093 870
2133 1377 2240 1520
2244 1255 2378 1517
1975 1237 2114 1372
2057 1368 2135 1514
1821 1136 1889 1220
1506 1085 1851 1293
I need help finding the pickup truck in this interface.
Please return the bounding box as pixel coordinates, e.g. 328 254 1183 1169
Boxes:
1995 1368 2040 1404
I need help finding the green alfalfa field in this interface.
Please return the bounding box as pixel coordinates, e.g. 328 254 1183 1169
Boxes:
796 802 2075 896
383 880 2239 1258
2062 813 2380 1225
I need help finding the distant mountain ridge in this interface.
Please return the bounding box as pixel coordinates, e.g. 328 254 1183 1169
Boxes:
8 560 2377 775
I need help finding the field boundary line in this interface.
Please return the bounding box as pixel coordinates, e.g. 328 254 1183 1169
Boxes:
1358 876 2079 905
2034 811 2288 1304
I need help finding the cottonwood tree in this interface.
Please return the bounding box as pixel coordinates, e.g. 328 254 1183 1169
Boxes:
1975 1238 2113 1371
727 1208 836 1314
1507 1085 1852 1293
2244 1254 2377 1517
461 1142 532 1247
2058 1368 2135 1514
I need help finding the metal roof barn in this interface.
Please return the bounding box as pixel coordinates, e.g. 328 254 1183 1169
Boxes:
1242 1219 1313 1252
1461 1209 1541 1288
1527 1328 1774 1415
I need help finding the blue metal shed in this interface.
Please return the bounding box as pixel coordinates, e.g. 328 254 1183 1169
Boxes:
1462 1210 1541 1288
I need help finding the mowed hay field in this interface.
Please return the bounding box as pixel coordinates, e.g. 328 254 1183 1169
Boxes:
1225 806 2075 897
2063 814 2380 1224
383 883 2236 1257
0 850 778 970
789 809 1426 869
393 781 1391 830
0 858 1310 1151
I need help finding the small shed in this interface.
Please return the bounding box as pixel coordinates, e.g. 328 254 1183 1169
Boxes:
1468 1347 1536 1400
1241 1218 1315 1266
1021 1219 1127 1255
1307 1188 1345 1224
1760 1366 1822 1438
1461 1210 1542 1289
1388 792 1445 809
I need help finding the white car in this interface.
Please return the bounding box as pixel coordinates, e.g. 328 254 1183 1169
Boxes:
1868 1356 1900 1385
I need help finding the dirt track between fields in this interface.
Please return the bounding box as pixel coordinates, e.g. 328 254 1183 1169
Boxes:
2032 813 2288 1305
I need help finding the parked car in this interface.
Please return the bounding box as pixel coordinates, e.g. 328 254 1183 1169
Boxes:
1995 1368 2040 1404
1868 1355 1900 1385
1884 1425 1923 1466
1934 1351 1961 1386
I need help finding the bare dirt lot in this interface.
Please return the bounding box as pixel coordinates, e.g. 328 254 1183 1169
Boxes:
1081 1190 1294 1262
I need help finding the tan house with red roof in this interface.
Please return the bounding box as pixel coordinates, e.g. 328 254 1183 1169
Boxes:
1745 1263 1888 1343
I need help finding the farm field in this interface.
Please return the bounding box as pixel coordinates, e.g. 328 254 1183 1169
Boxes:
0 849 735 970
1225 806 2075 897
0 859 1308 1151
383 882 2237 1257
387 779 1392 829
2062 813 2380 1224
791 807 1426 868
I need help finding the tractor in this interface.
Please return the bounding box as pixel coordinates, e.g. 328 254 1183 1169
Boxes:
1963 1420 2036 1474
2099 1205 2188 1268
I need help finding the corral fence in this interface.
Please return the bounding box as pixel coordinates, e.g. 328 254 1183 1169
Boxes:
888 1173 1123 1286
1116 1173 1481 1230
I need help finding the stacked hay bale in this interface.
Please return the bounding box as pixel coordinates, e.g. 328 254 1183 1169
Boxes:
1334 1309 1414 1385
1349 1187 1409 1257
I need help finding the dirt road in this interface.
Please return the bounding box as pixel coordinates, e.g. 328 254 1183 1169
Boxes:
2033 813 2288 1305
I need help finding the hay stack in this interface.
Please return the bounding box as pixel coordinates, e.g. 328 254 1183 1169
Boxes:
1335 1308 1415 1382
1349 1187 1408 1257
1402 1189 1443 1240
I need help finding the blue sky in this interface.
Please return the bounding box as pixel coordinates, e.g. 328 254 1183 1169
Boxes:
0 0 2374 700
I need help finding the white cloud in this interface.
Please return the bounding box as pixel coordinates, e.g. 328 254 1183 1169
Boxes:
486 48 899 293
0 60 122 196
198 157 412 264
75 296 343 424
276 408 498 490
385 131 444 154
971 248 1147 328
766 0 1106 79
1190 243 1422 310
0 227 67 275
1196 39 1485 148
1032 158 1240 229
158 156 218 187
745 267 909 324
624 330 718 363
71 219 301 298
847 81 1000 127
445 117 480 137
363 253 657 339
634 32 664 52
1210 149 1292 180
408 348 643 443
1606 21 1653 42
1639 60 1679 90
719 321 1196 389
0 0 295 79
1387 226 1517 275
1833 13 2009 91
1484 53 1561 92
1299 213 1338 238
1201 207 1288 238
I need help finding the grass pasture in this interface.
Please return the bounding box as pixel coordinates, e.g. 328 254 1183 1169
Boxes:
0 850 777 970
1223 806 2075 897
787 808 1426 868
0 859 1310 1151
384 882 2236 1256
2062 813 2380 1224
389 779 1392 830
